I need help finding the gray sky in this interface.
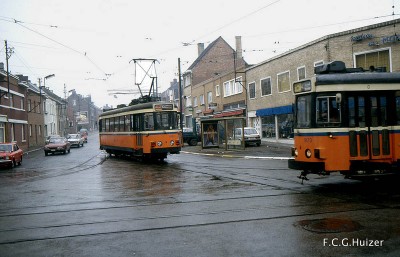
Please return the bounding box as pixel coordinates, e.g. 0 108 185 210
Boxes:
0 0 398 107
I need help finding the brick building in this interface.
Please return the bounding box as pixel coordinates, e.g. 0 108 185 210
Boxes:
246 18 400 140
0 64 29 151
182 36 247 127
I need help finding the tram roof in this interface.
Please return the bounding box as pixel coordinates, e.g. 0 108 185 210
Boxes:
99 101 175 117
315 72 400 85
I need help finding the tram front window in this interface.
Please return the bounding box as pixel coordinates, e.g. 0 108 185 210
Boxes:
316 96 340 126
296 95 312 128
154 112 178 130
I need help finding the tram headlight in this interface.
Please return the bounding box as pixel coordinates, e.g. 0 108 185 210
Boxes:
305 149 312 158
157 141 163 147
291 147 298 157
170 140 174 146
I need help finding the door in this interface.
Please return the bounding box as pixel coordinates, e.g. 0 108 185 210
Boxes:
348 93 391 160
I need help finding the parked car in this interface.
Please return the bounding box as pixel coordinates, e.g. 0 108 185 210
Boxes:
67 134 84 147
45 135 61 144
44 137 71 156
0 142 23 168
234 127 261 146
183 127 201 146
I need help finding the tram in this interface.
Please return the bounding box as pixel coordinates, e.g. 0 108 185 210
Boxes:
99 101 182 161
288 61 400 180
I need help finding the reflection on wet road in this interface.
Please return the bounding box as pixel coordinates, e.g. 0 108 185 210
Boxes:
0 135 399 256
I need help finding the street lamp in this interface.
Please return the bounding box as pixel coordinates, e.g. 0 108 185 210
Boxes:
43 74 55 87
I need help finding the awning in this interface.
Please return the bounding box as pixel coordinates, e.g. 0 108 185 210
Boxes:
214 109 244 118
202 109 214 115
256 105 293 117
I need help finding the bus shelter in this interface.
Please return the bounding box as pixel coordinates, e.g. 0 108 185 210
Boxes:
200 117 246 150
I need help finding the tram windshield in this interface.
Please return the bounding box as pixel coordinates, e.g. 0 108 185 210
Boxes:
296 95 312 128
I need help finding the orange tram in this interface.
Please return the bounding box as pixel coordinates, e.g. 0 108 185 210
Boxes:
288 61 400 181
99 102 182 161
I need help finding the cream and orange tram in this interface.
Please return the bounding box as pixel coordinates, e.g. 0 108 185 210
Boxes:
288 61 400 180
99 101 182 161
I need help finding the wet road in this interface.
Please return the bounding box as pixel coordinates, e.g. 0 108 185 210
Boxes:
0 133 399 256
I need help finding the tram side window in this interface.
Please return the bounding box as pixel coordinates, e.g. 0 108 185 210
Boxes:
125 115 130 132
155 112 174 130
105 118 110 132
144 113 154 131
296 95 311 128
397 93 400 125
348 97 356 127
316 96 340 125
110 117 114 132
115 117 120 132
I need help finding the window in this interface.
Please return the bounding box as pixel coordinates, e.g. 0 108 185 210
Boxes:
261 77 272 96
28 99 31 112
9 94 13 108
223 77 243 97
193 97 198 107
316 96 341 125
22 125 26 141
33 101 36 113
215 85 220 97
184 74 191 87
355 49 390 71
314 60 324 67
207 91 212 104
29 124 32 137
277 71 290 93
297 66 306 80
248 82 256 99
38 125 41 136
223 80 232 96
186 96 192 107
296 95 312 128
73 100 76 106
396 91 400 125
144 113 154 130
11 124 15 142
200 94 205 105
20 98 24 110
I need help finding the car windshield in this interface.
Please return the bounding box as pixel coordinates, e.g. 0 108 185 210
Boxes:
49 138 64 144
68 134 79 138
244 128 258 135
0 144 12 152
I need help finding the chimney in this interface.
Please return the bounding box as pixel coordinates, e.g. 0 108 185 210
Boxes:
235 36 242 59
197 43 204 56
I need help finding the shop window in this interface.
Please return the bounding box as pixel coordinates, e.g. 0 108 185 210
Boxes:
355 49 390 71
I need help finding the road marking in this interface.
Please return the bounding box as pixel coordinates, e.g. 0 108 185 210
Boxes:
181 151 291 160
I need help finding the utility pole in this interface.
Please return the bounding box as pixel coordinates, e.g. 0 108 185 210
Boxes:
0 40 13 103
178 58 183 130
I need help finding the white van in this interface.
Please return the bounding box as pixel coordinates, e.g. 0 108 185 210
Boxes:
234 127 261 146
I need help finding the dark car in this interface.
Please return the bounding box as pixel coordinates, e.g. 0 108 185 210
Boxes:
183 127 201 146
0 142 23 168
44 137 71 156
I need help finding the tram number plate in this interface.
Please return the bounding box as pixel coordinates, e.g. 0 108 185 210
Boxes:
303 137 312 143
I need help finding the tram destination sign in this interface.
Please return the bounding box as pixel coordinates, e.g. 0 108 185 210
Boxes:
293 80 312 93
154 103 174 111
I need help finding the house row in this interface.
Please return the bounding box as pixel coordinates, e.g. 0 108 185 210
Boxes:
0 66 101 152
167 18 400 140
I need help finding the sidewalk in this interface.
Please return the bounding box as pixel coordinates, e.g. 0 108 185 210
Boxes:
181 137 293 159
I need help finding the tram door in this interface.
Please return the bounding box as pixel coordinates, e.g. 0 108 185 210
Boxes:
348 93 391 160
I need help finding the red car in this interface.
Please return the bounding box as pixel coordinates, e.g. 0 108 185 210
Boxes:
0 142 23 168
44 137 71 156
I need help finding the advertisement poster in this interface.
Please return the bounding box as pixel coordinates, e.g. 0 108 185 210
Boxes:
202 122 218 148
76 111 89 124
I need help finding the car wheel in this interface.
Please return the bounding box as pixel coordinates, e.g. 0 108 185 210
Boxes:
45 152 48 156
63 150 66 154
77 144 80 148
188 138 198 146
81 143 84 147
256 143 261 147
18 156 22 165
68 148 71 153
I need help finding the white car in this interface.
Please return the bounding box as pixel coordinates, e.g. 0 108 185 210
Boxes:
234 127 261 146
67 134 84 148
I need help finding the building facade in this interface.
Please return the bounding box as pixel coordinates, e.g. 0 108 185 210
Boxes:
246 18 400 140
0 66 29 150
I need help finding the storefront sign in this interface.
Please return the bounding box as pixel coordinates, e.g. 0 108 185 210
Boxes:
351 33 373 42
382 34 400 44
